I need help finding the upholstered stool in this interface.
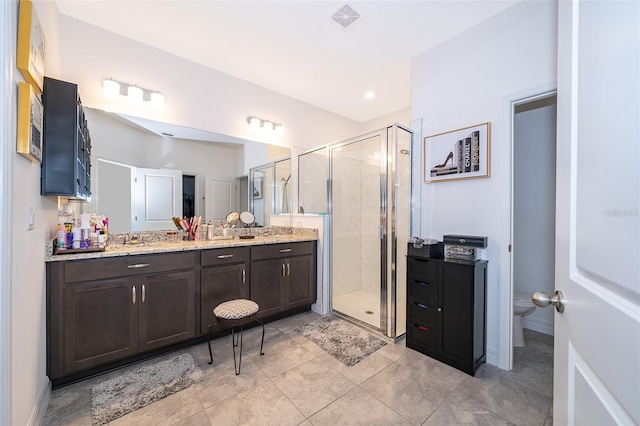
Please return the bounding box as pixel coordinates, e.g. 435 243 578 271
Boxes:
207 299 265 375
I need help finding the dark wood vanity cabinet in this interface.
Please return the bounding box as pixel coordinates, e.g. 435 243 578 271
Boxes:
406 255 488 376
200 247 250 334
47 252 196 381
47 240 317 386
250 241 317 318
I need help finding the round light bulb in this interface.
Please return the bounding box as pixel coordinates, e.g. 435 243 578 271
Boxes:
150 91 165 109
102 79 120 98
262 121 273 131
127 85 143 102
249 117 261 128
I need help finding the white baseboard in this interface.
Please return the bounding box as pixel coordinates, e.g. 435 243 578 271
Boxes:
486 345 499 367
523 316 554 336
28 379 50 426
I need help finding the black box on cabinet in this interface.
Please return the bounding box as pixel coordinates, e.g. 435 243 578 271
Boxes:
407 242 444 259
442 234 487 248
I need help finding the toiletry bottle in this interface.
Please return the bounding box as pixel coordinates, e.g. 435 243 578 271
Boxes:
56 223 67 250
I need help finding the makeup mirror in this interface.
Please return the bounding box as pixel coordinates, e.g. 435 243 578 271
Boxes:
226 211 240 227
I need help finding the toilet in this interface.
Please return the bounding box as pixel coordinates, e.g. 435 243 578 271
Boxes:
513 291 536 347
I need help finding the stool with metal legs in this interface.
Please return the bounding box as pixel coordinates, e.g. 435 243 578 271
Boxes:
207 299 265 375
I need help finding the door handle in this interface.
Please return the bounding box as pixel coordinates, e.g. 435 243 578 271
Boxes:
532 290 565 313
286 263 290 276
242 269 246 284
282 264 286 277
142 284 146 303
132 286 136 304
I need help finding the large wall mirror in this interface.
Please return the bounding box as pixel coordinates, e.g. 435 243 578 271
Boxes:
85 108 291 233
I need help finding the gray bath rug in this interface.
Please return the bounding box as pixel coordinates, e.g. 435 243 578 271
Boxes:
90 353 204 425
295 316 387 366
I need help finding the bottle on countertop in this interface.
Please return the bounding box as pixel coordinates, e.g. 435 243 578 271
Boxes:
56 223 67 250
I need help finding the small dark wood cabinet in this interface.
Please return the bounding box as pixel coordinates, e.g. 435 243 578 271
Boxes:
406 255 487 376
41 77 91 200
250 241 316 319
200 246 250 334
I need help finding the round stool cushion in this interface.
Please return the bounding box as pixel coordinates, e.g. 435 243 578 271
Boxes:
213 299 259 320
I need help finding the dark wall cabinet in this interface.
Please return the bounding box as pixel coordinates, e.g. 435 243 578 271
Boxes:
42 77 91 199
406 255 488 376
250 241 317 319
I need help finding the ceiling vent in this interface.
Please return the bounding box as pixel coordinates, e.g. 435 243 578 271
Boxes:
329 2 362 31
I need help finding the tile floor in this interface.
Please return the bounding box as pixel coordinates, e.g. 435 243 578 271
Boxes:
43 312 554 425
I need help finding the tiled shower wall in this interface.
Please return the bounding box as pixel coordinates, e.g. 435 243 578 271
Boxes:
332 156 380 297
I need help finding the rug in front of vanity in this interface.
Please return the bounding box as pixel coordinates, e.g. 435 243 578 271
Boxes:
90 352 204 425
295 316 387 366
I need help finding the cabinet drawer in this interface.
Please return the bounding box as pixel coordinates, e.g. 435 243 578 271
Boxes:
408 279 437 304
64 252 196 283
408 257 437 282
201 246 250 267
408 300 437 327
251 241 315 260
407 320 437 349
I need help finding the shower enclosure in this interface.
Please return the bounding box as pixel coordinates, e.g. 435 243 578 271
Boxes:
249 158 291 227
330 125 412 339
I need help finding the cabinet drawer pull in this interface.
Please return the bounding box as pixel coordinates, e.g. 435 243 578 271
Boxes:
279 248 292 253
416 325 430 332
132 286 136 304
127 263 150 269
415 302 429 309
217 254 234 259
142 284 146 303
242 269 246 284
416 281 431 286
437 307 442 312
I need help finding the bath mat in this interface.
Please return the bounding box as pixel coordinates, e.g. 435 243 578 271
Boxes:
90 353 204 425
295 316 387 366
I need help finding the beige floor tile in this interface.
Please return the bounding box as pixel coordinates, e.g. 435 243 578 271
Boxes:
361 362 452 424
250 337 319 378
317 350 394 385
395 348 468 390
307 387 413 426
108 386 204 426
423 391 516 426
204 380 305 426
194 357 269 409
272 357 357 417
170 410 211 426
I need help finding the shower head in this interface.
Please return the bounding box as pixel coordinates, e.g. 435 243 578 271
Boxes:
400 149 410 155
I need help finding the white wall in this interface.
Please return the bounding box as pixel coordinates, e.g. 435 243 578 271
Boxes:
411 0 557 367
56 15 362 153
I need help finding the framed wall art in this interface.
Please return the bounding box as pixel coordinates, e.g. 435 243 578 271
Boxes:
423 122 491 183
17 82 43 163
253 177 263 199
17 0 46 93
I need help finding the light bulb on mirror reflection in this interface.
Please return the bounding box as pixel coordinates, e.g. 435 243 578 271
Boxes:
127 85 143 103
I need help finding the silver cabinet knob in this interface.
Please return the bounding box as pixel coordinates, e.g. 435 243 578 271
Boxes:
532 290 565 313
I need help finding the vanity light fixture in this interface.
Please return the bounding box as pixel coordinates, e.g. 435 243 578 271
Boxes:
102 78 165 109
247 116 284 135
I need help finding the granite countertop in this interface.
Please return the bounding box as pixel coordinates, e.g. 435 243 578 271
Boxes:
45 228 318 262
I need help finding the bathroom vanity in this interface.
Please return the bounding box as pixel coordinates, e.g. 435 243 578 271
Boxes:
46 234 317 387
406 255 487 376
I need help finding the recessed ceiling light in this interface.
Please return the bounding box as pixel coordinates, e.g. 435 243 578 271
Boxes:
364 91 375 99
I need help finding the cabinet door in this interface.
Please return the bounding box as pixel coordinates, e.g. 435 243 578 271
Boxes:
439 263 474 363
138 271 196 351
284 254 315 310
201 263 249 334
63 278 138 374
250 258 284 318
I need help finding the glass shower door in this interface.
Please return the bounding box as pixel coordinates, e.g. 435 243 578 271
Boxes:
330 134 384 330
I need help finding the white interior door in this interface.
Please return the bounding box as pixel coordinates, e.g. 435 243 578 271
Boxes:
205 175 232 224
553 1 639 424
134 168 183 231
